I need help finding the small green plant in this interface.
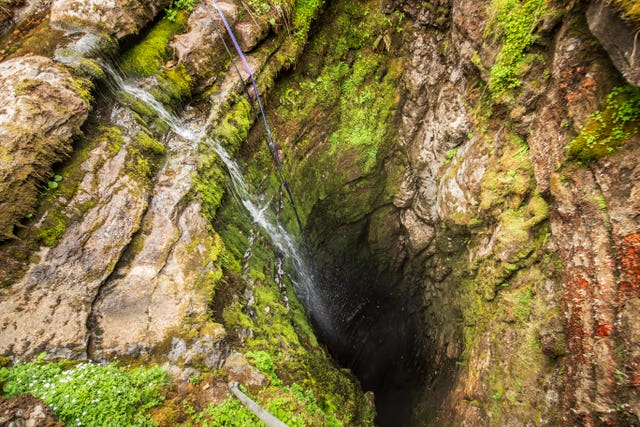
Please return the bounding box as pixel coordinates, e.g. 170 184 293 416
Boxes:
445 147 459 164
485 0 547 100
567 85 640 163
0 358 167 426
165 0 196 22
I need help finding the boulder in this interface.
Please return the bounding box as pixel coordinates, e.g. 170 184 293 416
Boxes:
50 0 172 39
170 0 237 88
0 55 91 241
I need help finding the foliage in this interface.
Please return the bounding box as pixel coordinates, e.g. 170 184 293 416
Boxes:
329 53 399 172
485 0 547 100
0 358 166 426
165 0 196 22
567 85 640 163
188 382 344 427
245 351 282 385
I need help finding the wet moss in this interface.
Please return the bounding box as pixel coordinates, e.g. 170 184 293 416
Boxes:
126 131 165 183
566 85 640 163
121 11 188 77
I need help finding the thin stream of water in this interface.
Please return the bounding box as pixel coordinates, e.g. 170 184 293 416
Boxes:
102 64 334 336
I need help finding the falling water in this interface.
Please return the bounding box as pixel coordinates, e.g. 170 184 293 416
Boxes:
99 62 334 336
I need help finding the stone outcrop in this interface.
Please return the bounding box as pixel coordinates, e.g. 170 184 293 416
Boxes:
0 55 91 241
587 0 640 89
1 0 640 425
50 0 171 38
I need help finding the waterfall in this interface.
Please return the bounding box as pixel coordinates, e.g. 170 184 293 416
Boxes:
99 63 335 337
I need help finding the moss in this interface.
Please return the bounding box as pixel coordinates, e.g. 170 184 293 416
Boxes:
69 75 95 107
125 130 165 182
133 130 165 155
36 210 68 247
213 98 252 152
485 0 548 101
608 0 640 25
121 12 188 77
291 0 325 43
329 54 401 173
566 85 640 163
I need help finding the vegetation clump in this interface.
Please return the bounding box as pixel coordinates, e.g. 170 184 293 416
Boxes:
566 85 640 163
0 357 167 426
485 0 547 101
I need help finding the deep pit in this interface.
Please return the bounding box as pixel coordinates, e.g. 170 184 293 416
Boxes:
303 204 436 426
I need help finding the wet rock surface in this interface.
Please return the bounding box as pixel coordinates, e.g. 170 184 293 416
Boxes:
0 0 639 425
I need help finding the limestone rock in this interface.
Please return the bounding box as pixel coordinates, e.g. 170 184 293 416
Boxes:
50 0 171 38
234 20 270 52
170 1 236 88
587 0 640 88
0 394 63 427
0 56 91 241
401 209 434 253
90 125 215 358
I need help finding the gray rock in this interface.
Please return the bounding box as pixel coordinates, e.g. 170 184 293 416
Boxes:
50 0 171 38
587 0 640 89
171 1 237 89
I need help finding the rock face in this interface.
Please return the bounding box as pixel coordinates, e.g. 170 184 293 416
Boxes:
587 0 640 89
0 55 91 241
1 0 640 425
50 0 171 38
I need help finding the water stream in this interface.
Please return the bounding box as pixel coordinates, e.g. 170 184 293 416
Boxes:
101 63 335 339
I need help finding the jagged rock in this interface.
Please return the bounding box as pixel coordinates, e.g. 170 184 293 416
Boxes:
49 0 171 38
0 394 63 427
234 19 270 52
0 55 91 241
170 0 236 88
223 352 268 388
401 209 434 253
0 112 149 358
90 126 215 357
587 0 640 89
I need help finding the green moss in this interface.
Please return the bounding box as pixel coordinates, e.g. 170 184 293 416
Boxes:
566 85 640 163
133 131 165 155
121 12 188 77
292 0 325 43
485 0 548 101
36 210 68 247
194 156 228 223
329 54 401 172
125 130 166 183
608 0 640 25
69 75 95 106
214 98 252 152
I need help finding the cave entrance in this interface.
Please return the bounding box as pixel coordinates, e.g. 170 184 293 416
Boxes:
305 215 429 426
